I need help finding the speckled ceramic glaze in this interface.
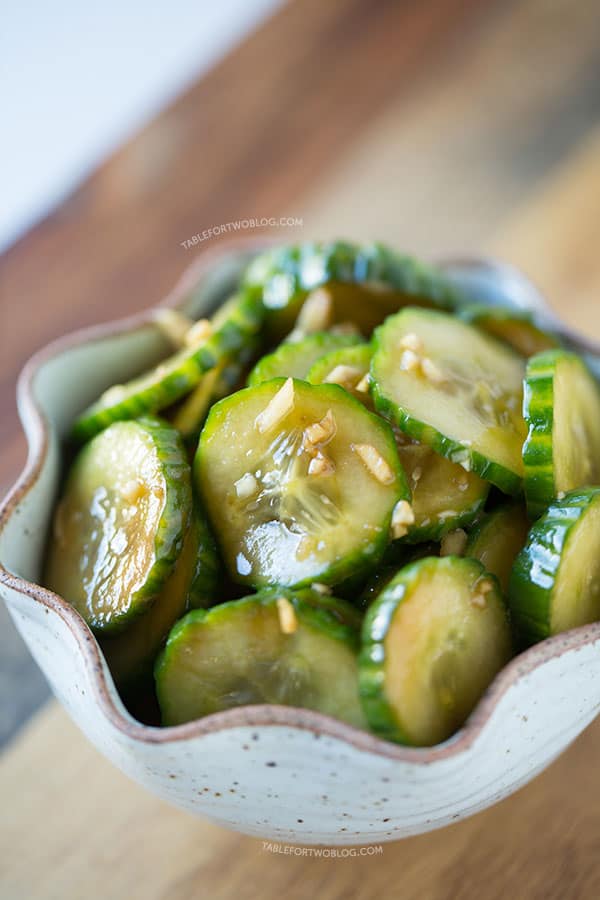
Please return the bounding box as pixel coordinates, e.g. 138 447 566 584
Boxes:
2 241 600 845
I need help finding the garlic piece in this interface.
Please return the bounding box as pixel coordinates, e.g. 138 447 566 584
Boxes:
153 308 195 347
185 318 213 348
353 444 395 484
255 378 295 433
234 472 259 500
276 596 298 634
440 528 468 557
390 499 415 539
304 409 337 447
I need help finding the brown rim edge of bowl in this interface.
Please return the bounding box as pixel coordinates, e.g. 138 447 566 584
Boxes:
2 238 600 763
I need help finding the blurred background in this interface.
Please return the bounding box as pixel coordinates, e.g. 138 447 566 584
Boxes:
1 1 600 889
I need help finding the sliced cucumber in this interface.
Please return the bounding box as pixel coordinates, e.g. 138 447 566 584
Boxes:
522 350 600 518
170 363 225 439
101 504 201 687
169 352 253 444
155 588 366 727
247 331 361 387
466 502 529 593
195 378 408 589
73 292 264 442
306 343 372 396
395 442 489 542
243 241 465 339
458 305 559 357
509 488 600 645
186 502 220 609
46 417 192 633
371 308 527 494
359 556 513 746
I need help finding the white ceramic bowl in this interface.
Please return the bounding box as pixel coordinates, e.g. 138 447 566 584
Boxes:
2 241 600 846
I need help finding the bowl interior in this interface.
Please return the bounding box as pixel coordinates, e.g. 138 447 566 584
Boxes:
2 246 599 734
0 248 256 588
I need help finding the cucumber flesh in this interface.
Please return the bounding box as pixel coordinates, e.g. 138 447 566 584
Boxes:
458 305 559 357
243 241 465 340
306 343 373 400
372 308 527 494
170 364 224 439
101 504 200 687
73 292 264 442
395 441 489 542
247 331 361 387
46 417 192 633
195 378 408 589
186 503 221 609
466 503 529 593
359 556 513 746
523 350 600 518
509 488 600 644
155 588 366 728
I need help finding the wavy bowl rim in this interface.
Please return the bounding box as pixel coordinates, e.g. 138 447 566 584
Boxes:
2 237 600 763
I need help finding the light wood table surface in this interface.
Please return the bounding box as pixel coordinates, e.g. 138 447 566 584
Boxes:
2 0 600 896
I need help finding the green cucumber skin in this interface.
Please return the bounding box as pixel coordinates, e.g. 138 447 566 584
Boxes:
124 417 192 628
73 292 264 442
370 309 526 496
508 488 600 646
160 588 361 657
358 557 507 744
247 331 362 387
155 587 362 721
186 502 221 610
457 304 560 354
307 343 373 386
243 241 465 322
522 351 565 519
196 378 410 590
63 416 192 634
372 383 523 496
402 491 488 545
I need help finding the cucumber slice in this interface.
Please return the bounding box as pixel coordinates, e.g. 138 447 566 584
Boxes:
155 588 366 728
170 363 225 439
509 488 600 644
371 308 527 494
100 503 201 687
73 292 264 442
243 241 465 339
466 502 529 593
247 331 361 387
46 417 192 633
306 343 372 396
186 502 220 610
169 349 255 444
522 350 600 518
395 442 489 542
458 305 559 357
195 378 408 589
359 556 513 746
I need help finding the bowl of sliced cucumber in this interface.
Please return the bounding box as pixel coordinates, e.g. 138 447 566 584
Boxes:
3 239 600 845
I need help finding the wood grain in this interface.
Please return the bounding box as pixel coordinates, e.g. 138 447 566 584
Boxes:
3 0 600 894
0 0 488 495
2 702 600 900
